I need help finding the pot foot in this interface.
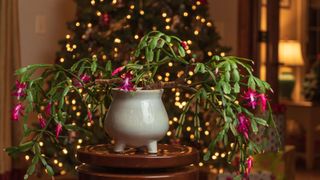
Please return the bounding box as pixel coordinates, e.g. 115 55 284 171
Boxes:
147 141 157 153
114 142 126 153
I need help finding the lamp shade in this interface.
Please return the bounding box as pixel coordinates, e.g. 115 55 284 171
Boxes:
278 40 304 66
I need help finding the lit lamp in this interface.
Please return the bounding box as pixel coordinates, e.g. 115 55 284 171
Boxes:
278 40 304 100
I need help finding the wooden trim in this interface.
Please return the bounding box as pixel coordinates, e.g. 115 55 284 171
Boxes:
237 0 261 76
266 0 280 104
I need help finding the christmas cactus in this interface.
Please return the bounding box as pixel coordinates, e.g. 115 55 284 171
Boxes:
6 31 275 179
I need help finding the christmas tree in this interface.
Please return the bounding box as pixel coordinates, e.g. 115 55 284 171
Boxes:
44 0 230 175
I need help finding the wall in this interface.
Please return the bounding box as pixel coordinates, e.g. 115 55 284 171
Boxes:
208 0 238 55
19 0 76 66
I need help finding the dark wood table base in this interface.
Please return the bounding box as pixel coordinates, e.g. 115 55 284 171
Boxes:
77 144 199 180
78 164 199 180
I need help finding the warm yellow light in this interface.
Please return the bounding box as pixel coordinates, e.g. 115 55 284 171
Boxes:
194 30 199 35
112 0 117 4
221 153 226 158
139 10 145 15
134 34 139 39
78 139 83 144
76 112 81 117
187 80 192 84
25 155 30 161
165 18 171 23
207 51 213 56
77 145 81 149
196 16 201 20
204 131 209 135
114 38 121 43
152 26 157 31
96 11 101 16
60 170 66 175
212 155 217 160
175 92 180 96
175 97 180 101
205 122 210 126
165 25 170 30
196 1 201 5
199 162 204 166
279 40 304 66
114 47 118 52
66 34 71 39
218 101 222 106
157 75 163 80
71 99 76 105
186 50 191 54
58 162 63 167
91 0 95 5
72 44 77 49
206 22 212 27
76 22 80 27
102 55 107 60
173 117 178 122
186 126 191 131
165 72 170 77
162 12 167 17
235 100 239 105
126 14 131 19
164 77 169 82
201 18 206 23
54 159 58 164
192 5 197 10
59 58 65 63
39 141 44 147
183 12 188 17
187 40 192 45
62 148 68 154
169 120 173 125
166 131 172 136
130 5 135 9
87 122 92 127
220 52 226 57
190 134 195 140
168 62 173 67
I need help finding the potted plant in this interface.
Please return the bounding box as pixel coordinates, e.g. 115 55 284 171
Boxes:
6 31 274 179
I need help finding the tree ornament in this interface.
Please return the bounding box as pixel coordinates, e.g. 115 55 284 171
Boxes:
100 13 110 26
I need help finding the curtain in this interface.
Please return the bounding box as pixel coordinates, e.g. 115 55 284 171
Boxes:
0 0 21 179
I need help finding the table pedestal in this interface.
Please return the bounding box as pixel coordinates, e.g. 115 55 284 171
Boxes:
77 144 199 180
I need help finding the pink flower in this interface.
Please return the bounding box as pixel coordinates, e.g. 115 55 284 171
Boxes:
56 123 62 139
245 156 254 176
12 80 27 99
243 88 258 109
45 103 52 116
73 73 91 87
87 109 93 123
38 114 46 128
112 66 125 76
120 72 135 91
259 94 267 112
237 113 250 139
11 103 24 121
180 41 189 50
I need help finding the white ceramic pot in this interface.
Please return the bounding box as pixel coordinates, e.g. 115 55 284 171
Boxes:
104 88 169 153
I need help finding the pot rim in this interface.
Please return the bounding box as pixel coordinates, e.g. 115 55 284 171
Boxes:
111 88 164 93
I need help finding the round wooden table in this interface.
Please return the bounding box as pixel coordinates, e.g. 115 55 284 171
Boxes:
77 144 199 180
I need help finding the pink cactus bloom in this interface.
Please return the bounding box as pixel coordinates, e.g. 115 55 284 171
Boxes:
87 109 93 123
237 113 250 139
259 94 267 112
38 114 46 128
245 156 254 176
12 80 27 99
243 88 258 109
120 72 135 91
73 73 91 87
45 103 52 116
112 66 125 76
56 123 62 139
11 102 24 121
